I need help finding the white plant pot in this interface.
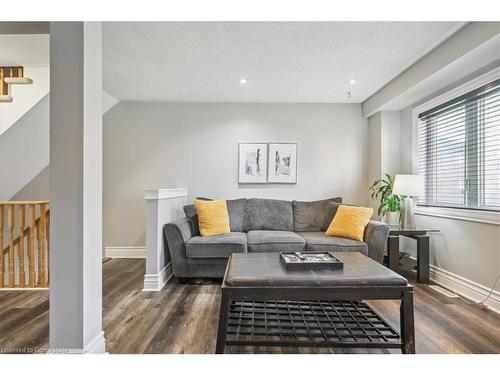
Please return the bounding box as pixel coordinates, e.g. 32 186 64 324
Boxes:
385 211 400 226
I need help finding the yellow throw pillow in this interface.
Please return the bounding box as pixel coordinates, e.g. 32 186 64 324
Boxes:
325 205 373 241
194 199 230 237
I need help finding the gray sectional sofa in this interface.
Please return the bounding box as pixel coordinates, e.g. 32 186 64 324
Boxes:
163 197 390 278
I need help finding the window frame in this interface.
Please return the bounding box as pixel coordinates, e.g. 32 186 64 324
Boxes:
412 67 500 225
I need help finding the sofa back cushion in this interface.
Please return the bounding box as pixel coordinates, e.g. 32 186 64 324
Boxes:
183 204 200 236
292 197 342 232
226 198 247 232
245 198 293 231
183 198 247 234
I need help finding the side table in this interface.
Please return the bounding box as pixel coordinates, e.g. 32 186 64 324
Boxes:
386 227 439 283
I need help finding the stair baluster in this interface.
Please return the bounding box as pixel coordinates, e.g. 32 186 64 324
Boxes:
0 201 50 289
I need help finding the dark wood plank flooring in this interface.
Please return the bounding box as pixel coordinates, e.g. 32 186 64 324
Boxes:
0 258 499 354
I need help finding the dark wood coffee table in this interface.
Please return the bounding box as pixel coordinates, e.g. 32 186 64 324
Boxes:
216 252 415 354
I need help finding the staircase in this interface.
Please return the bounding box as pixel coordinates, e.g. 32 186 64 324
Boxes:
0 201 49 288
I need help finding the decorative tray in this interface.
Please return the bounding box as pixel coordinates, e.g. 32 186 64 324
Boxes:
279 251 344 271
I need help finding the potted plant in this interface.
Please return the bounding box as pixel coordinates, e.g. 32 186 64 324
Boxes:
369 174 404 226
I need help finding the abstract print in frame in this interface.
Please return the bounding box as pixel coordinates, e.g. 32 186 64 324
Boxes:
238 143 268 183
268 142 297 184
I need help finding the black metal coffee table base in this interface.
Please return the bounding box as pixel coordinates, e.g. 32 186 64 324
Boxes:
224 299 402 350
216 253 415 354
216 287 415 354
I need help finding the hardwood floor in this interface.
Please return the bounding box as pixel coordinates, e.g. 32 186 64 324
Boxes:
0 258 499 354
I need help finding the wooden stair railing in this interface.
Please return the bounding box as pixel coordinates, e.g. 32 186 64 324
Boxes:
0 201 50 288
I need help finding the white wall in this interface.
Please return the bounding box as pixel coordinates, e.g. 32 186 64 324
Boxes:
0 66 50 135
380 111 400 175
399 106 413 174
0 33 50 199
0 33 50 135
10 165 49 201
103 102 368 247
102 90 118 114
0 94 49 200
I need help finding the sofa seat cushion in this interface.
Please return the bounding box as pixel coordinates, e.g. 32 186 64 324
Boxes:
186 232 247 258
247 230 306 253
297 232 368 254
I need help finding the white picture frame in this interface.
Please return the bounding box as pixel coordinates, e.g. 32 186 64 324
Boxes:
238 143 268 184
268 142 298 184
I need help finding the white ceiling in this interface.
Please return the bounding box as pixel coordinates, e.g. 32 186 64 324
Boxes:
103 22 463 103
0 34 49 66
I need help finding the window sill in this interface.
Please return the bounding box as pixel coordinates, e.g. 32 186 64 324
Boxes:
414 206 500 226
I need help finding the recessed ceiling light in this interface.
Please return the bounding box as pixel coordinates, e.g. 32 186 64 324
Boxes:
239 77 248 85
349 79 356 85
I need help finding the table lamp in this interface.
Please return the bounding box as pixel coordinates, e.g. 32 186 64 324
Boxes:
393 174 424 229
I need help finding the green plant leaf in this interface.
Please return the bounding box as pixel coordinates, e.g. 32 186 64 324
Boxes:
369 174 401 217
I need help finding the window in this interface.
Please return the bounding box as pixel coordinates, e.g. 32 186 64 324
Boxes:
417 78 500 212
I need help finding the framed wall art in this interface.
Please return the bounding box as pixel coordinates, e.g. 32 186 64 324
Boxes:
267 142 297 184
238 143 268 183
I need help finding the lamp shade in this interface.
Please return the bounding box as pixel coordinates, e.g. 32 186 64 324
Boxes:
393 174 424 197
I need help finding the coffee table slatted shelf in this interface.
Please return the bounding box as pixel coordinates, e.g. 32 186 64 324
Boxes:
226 300 402 349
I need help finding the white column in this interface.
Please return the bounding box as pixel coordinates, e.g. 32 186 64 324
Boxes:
143 189 187 291
368 111 401 181
49 22 105 353
368 111 401 217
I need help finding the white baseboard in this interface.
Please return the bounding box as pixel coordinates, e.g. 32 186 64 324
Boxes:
143 262 172 291
105 246 146 258
429 264 500 314
48 331 107 354
81 331 106 354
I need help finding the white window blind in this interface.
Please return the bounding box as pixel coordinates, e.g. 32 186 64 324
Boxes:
418 78 500 212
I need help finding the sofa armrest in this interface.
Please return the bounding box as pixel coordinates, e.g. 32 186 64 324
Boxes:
163 218 193 277
364 220 390 263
